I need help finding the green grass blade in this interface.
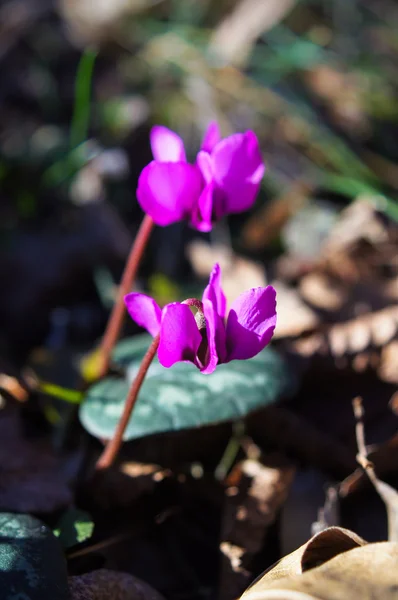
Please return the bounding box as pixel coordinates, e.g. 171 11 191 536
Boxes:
70 48 98 150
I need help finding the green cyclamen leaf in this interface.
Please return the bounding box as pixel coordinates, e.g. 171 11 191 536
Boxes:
79 334 293 441
0 512 70 600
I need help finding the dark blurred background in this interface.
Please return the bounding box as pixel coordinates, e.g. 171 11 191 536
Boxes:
0 0 397 360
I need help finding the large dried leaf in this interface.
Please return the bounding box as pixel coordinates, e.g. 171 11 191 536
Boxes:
242 538 398 599
241 527 398 600
245 527 365 587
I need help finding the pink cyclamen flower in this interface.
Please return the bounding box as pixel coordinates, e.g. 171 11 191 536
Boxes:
124 264 276 374
137 122 265 232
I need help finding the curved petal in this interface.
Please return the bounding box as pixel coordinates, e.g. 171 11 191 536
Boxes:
196 150 213 184
201 298 226 373
137 161 202 226
191 182 214 232
221 180 261 214
202 263 226 319
124 293 161 337
225 286 277 361
150 126 186 162
245 131 265 183
200 121 221 153
158 303 202 368
211 131 265 213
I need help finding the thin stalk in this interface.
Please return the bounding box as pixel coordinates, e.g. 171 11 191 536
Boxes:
96 334 160 470
98 214 155 378
70 48 97 150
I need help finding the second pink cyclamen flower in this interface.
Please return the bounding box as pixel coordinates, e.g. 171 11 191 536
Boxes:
137 123 265 232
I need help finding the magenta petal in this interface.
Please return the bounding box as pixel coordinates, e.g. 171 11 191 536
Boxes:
191 182 214 232
150 126 186 162
201 299 225 374
202 263 226 319
196 150 213 184
244 131 265 183
200 121 221 153
211 131 264 213
158 303 202 368
137 161 202 226
225 286 277 361
124 293 161 337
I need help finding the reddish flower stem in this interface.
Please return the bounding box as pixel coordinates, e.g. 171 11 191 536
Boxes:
98 214 155 378
96 334 160 470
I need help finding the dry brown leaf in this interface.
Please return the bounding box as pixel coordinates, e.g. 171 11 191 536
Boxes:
272 282 319 339
299 273 348 312
292 305 398 360
318 198 397 287
219 454 295 600
243 527 365 589
378 340 398 384
321 198 390 257
69 569 165 600
242 537 398 600
275 199 397 345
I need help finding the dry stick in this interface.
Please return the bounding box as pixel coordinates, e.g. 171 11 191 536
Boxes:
352 397 368 465
98 214 155 378
96 334 160 470
352 396 398 542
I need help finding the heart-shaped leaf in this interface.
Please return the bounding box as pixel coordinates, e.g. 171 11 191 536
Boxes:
79 334 293 441
0 512 70 600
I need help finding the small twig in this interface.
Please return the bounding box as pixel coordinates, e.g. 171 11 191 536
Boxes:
97 214 155 378
66 507 178 560
312 485 339 536
352 396 370 467
96 334 160 470
352 396 398 542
